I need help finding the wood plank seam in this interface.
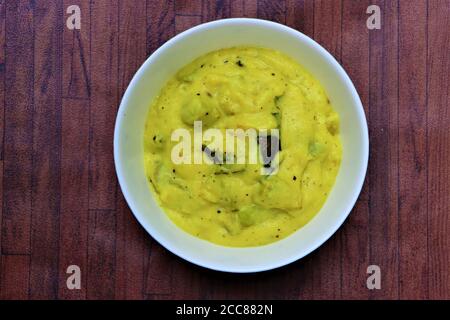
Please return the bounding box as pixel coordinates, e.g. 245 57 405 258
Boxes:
29 0 63 299
2 0 34 256
425 0 430 300
0 0 447 300
396 0 400 299
426 0 450 298
0 0 4 268
64 30 91 99
398 0 429 299
0 0 4 161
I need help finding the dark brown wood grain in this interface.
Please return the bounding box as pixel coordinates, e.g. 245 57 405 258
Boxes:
115 0 149 300
398 0 428 300
62 0 90 98
145 242 175 297
29 0 63 299
115 190 149 300
427 0 450 300
87 209 116 299
2 0 34 258
0 0 448 300
0 1 6 296
285 0 314 38
203 0 231 22
257 0 286 24
368 0 400 300
0 0 5 160
57 0 89 300
230 0 257 18
147 0 175 55
175 0 202 16
175 14 202 34
58 1 91 300
58 98 89 300
0 0 4 270
0 255 30 300
0 161 3 275
89 0 118 210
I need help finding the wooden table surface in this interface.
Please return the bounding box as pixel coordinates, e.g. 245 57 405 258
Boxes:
0 0 448 300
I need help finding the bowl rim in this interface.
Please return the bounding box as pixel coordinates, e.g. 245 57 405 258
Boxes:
114 17 369 273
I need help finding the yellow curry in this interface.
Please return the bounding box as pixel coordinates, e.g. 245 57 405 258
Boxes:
144 47 342 247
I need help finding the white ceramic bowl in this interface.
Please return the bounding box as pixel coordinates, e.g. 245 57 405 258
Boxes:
114 18 369 273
